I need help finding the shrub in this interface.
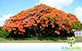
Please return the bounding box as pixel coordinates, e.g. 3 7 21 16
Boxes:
0 27 10 38
67 37 76 47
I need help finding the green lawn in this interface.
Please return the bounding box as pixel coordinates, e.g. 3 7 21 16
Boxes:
0 37 81 43
0 37 67 43
75 37 82 42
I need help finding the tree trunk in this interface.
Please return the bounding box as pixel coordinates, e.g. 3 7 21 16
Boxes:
70 43 72 47
33 26 38 37
39 28 44 37
39 30 41 37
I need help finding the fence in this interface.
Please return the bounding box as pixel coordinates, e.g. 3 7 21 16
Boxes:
74 30 82 37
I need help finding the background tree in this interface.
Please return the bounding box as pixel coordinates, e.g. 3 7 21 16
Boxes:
4 19 8 24
67 37 76 47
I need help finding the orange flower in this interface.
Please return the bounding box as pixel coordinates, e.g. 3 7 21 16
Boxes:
62 25 65 28
54 30 60 35
23 21 26 24
59 24 62 26
37 20 40 24
40 26 42 29
45 22 48 24
31 20 35 24
8 29 12 32
33 24 37 26
67 31 70 33
12 28 16 30
52 25 55 28
59 27 62 30
14 31 17 34
42 24 47 27
22 29 25 32
24 25 29 27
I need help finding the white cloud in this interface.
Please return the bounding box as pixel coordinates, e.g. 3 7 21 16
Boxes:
38 0 73 9
75 6 82 23
0 14 12 26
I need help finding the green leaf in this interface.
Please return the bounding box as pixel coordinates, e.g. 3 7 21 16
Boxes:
42 22 43 24
52 22 54 24
47 15 50 18
61 18 63 21
49 19 53 22
58 22 61 25
71 22 74 26
13 21 16 23
44 19 47 21
60 15 62 17
28 27 32 29
43 31 46 33
74 26 78 28
35 26 38 30
56 14 58 16
65 18 69 21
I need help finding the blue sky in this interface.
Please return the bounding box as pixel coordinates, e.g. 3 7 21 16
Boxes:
0 0 82 26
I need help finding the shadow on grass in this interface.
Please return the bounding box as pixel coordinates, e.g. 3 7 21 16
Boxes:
4 37 67 41
0 37 68 43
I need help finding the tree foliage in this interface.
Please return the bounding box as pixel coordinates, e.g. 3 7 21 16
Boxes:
0 27 10 38
2 4 80 37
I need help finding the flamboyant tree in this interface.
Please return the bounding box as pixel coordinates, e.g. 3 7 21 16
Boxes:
2 3 80 37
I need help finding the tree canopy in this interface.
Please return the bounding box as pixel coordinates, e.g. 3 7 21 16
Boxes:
2 4 80 37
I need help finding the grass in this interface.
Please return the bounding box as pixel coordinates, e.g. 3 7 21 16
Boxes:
0 39 67 43
0 37 67 43
75 37 82 42
0 37 81 43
